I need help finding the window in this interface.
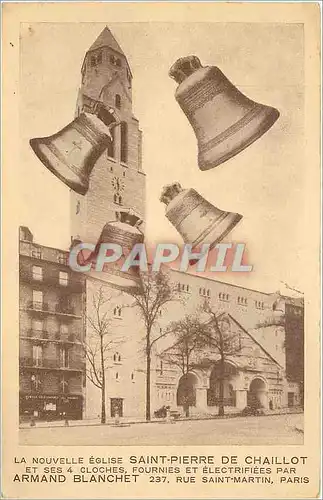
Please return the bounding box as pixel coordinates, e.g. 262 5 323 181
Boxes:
126 68 132 86
60 347 69 368
32 319 43 332
91 56 96 67
107 126 115 159
31 247 42 259
31 374 42 392
32 266 43 281
32 345 43 367
116 58 121 67
97 52 102 64
160 361 163 375
122 170 126 177
76 200 81 215
58 253 68 265
60 324 68 335
60 375 69 394
113 194 123 205
113 306 122 317
110 55 116 65
32 290 43 307
59 271 69 286
113 352 121 363
115 94 121 109
116 372 119 380
120 122 128 164
131 372 135 381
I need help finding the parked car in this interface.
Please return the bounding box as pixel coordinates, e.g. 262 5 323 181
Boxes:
240 405 265 416
154 405 181 419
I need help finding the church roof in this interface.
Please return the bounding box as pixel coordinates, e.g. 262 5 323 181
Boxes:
88 26 125 56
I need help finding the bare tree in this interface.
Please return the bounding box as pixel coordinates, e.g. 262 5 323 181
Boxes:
203 302 243 416
82 286 123 424
126 269 179 421
161 314 209 417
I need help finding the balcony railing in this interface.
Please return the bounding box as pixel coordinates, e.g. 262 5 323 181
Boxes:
55 304 76 316
20 269 84 292
27 329 49 339
25 301 81 318
20 357 85 372
26 301 49 312
21 331 80 344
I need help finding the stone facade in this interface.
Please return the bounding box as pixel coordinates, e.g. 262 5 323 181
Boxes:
74 28 303 420
19 27 304 423
70 26 145 246
19 227 86 421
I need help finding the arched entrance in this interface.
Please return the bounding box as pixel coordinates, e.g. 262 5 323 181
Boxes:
247 378 268 409
207 362 237 408
177 373 197 416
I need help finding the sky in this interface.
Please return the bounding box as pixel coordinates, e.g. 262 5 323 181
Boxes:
19 22 305 294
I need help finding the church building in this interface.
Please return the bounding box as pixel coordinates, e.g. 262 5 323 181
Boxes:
19 27 304 422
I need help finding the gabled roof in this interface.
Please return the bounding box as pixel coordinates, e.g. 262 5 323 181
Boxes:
226 313 283 368
88 26 125 56
82 26 132 78
159 312 283 369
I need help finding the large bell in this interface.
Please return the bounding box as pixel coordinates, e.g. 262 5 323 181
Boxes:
87 208 145 293
160 182 242 249
29 95 120 195
169 56 280 170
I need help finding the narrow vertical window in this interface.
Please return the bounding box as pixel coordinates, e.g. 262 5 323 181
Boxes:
60 347 69 368
59 271 69 286
120 122 128 164
32 290 43 308
107 125 115 158
32 345 43 367
32 266 43 281
115 94 121 109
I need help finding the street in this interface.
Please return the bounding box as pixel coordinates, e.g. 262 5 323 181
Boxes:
20 413 303 446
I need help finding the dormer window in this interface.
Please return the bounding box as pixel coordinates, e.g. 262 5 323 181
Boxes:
91 56 96 67
97 52 102 64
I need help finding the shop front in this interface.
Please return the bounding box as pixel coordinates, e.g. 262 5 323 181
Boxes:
19 393 83 422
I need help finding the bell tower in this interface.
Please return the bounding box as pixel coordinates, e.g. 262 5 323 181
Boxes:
70 26 146 245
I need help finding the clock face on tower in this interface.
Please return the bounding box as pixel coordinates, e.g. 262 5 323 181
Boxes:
111 176 125 192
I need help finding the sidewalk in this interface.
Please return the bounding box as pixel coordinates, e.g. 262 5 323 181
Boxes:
19 407 304 429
